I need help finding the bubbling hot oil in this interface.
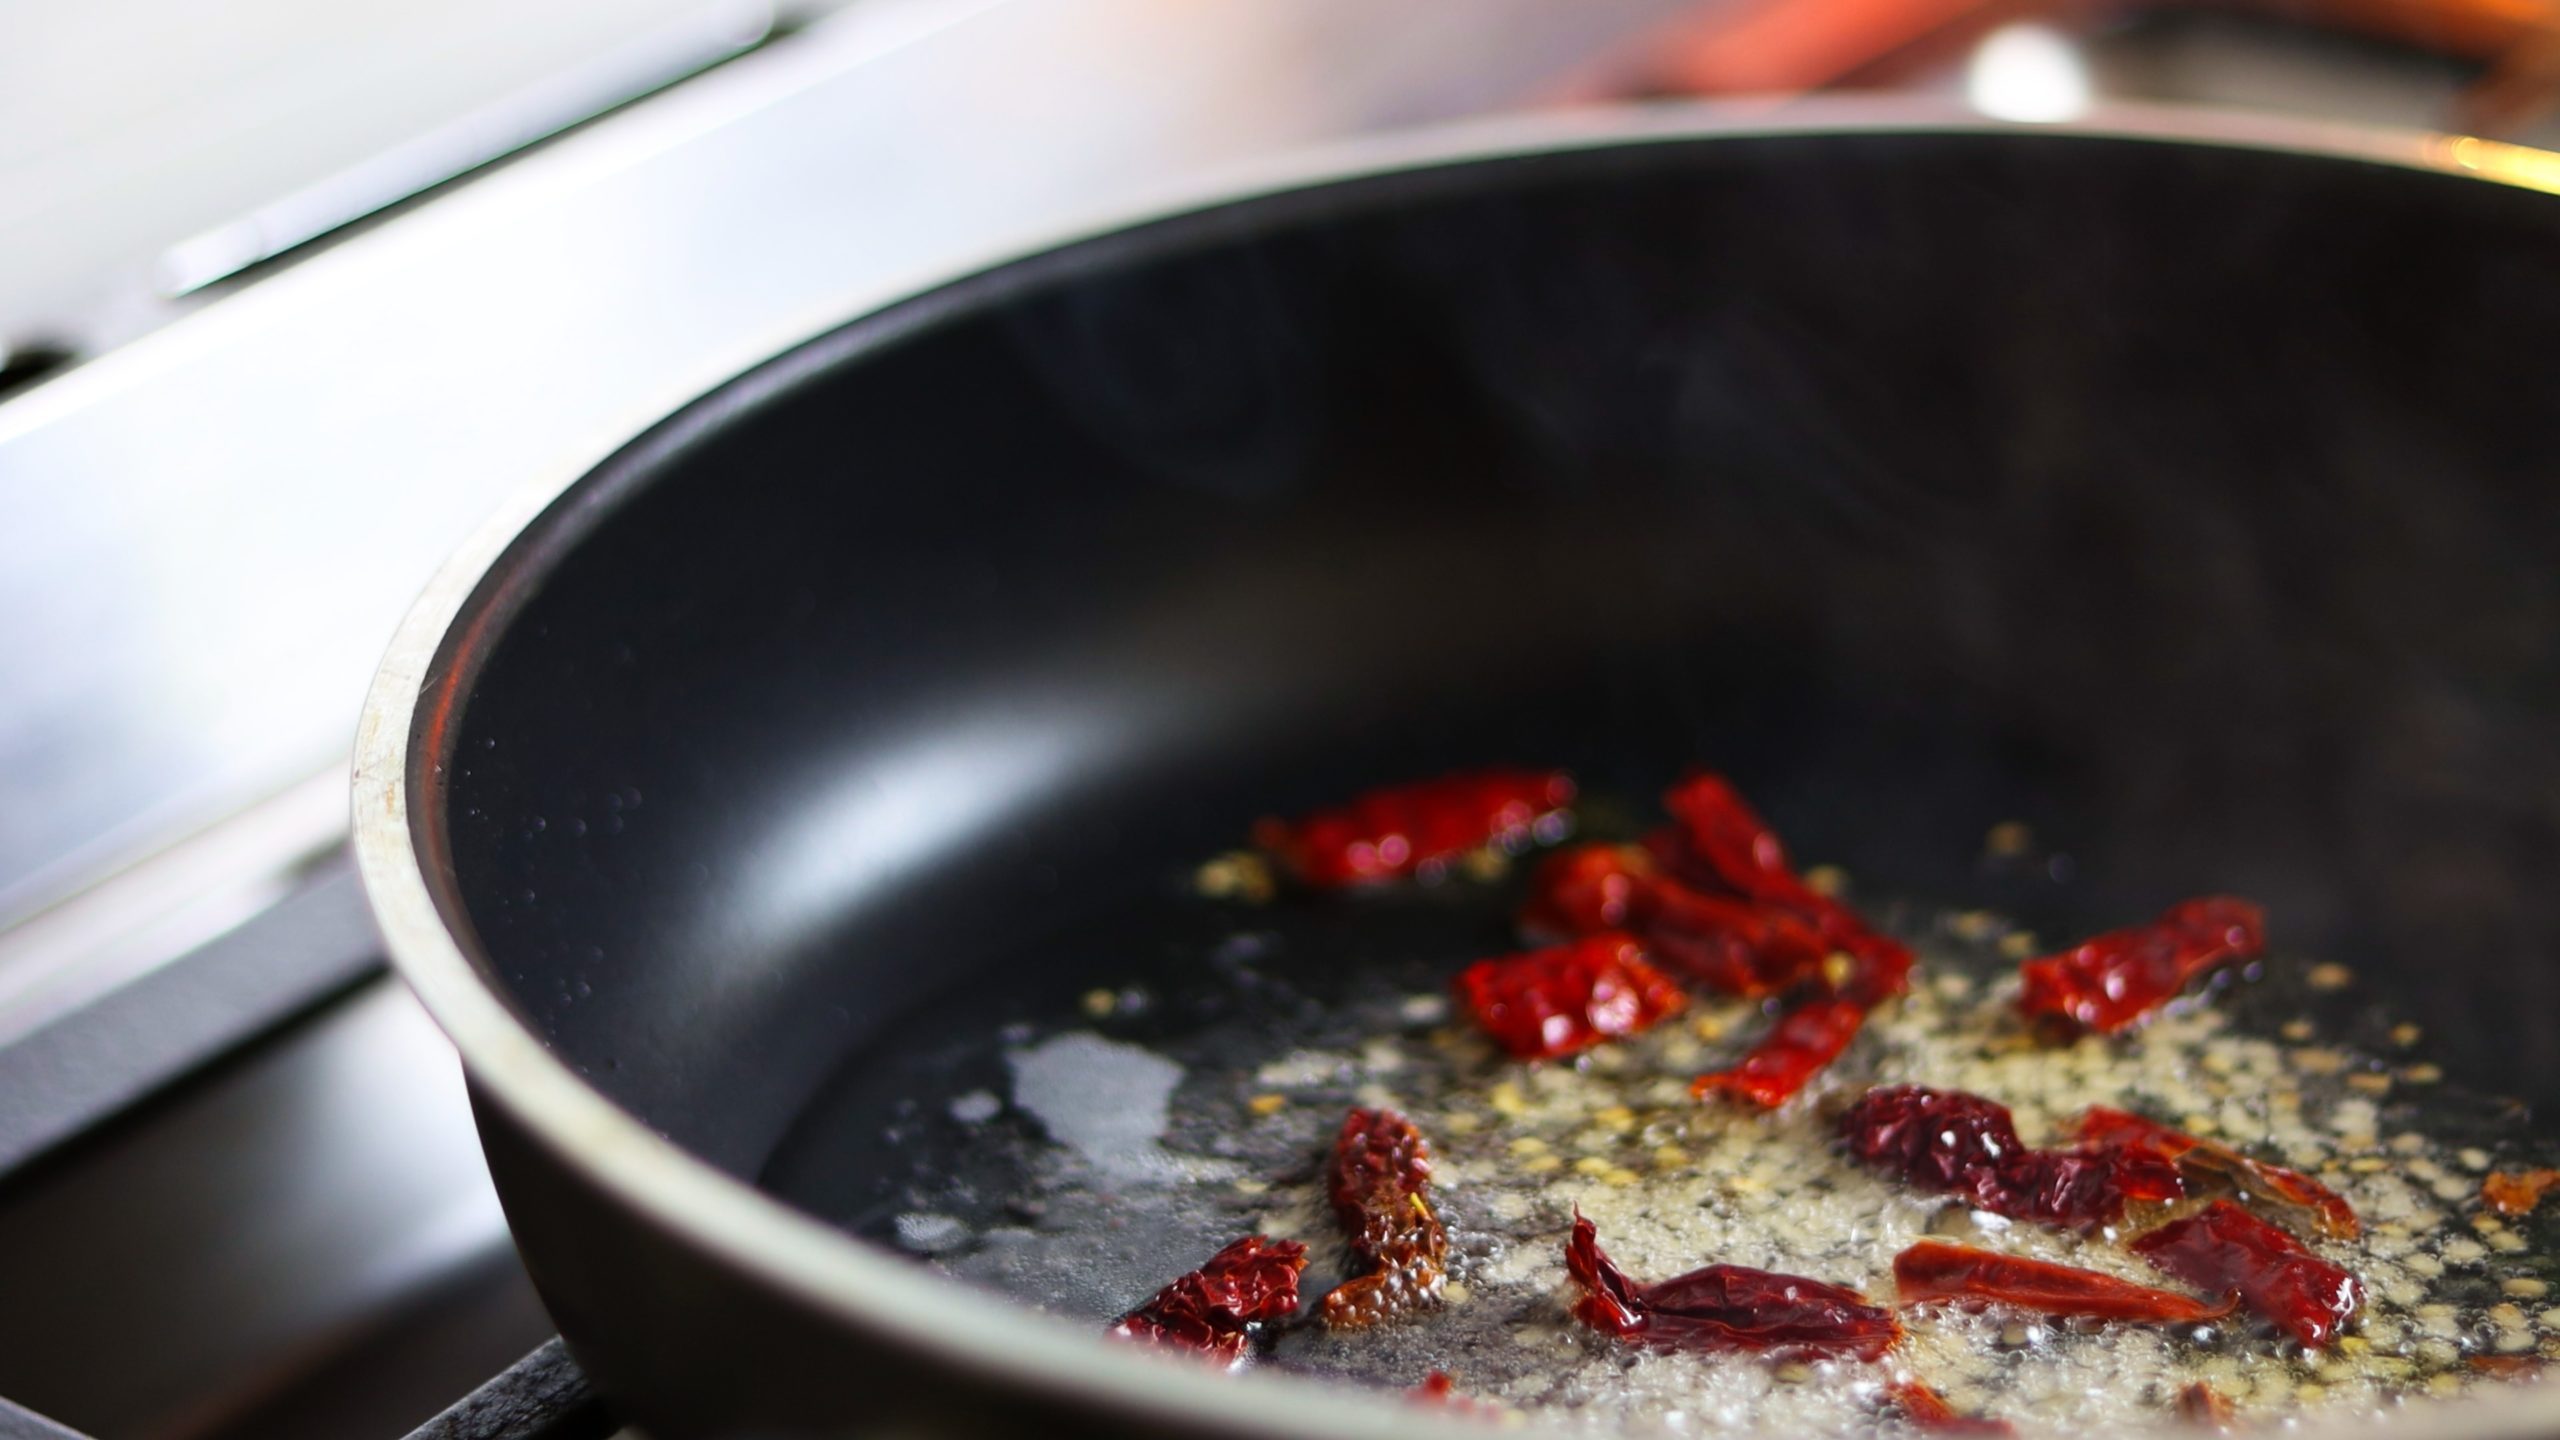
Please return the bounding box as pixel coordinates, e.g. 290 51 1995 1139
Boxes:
842 883 2560 1433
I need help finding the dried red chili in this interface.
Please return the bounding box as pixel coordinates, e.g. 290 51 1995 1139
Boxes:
1838 1085 2183 1229
1691 998 1866 1108
1564 1212 1902 1361
1999 1144 2187 1223
2016 897 2266 1034
1650 774 1914 1105
2471 1354 2544 1379
1252 769 1574 889
1841 1085 2026 1198
1322 1107 1449 1329
1521 843 1658 938
1653 772 1831 915
1454 933 1687 1061
1884 1378 2015 1435
1892 1242 2232 1323
2483 1168 2560 1217
1407 1370 1498 1415
2079 1106 2359 1239
1643 883 1835 997
1834 931 1916 1009
2176 1381 2237 1430
1651 774 1914 1000
2129 1199 2363 1349
1522 843 1829 997
1108 1234 1308 1366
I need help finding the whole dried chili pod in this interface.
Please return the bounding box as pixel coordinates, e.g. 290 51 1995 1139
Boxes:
1454 933 1687 1061
1838 1085 2183 1228
2483 1168 2560 1217
2079 1106 2358 1239
2130 1200 2363 1349
2016 897 2266 1034
1564 1212 1902 1361
1252 769 1574 889
1892 1242 2233 1323
1884 1378 2016 1435
1521 843 1828 996
1108 1234 1309 1367
1322 1108 1449 1329
2176 1381 2237 1430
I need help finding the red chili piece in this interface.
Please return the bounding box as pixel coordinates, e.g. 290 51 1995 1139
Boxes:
1691 998 1866 1108
2129 1199 2363 1349
2177 1381 2237 1430
2079 1106 2359 1239
1564 1212 1902 1361
1838 1085 2184 1229
1885 1379 2016 1435
2482 1168 2560 1217
1407 1370 1498 1415
1322 1108 1449 1328
1892 1241 2232 1323
1252 769 1574 889
1653 774 1915 1105
1521 843 1658 938
1653 772 1832 914
1108 1234 1309 1366
1644 884 1835 996
1652 775 1915 1003
1453 933 1687 1061
2016 897 2266 1033
1522 844 1830 997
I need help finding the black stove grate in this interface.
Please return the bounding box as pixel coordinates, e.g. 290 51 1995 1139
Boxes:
400 1341 611 1440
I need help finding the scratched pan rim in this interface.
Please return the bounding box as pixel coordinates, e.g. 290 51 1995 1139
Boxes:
354 96 2560 1439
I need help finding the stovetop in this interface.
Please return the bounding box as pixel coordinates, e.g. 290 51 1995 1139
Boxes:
1 1 2550 1436
0 865 599 1440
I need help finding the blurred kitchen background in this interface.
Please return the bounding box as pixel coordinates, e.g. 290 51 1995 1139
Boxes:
0 2 2556 1438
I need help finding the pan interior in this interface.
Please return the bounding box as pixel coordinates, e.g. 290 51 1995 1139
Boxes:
434 127 2560 1372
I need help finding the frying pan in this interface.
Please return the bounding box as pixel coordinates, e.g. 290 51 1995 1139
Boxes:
354 105 2560 1438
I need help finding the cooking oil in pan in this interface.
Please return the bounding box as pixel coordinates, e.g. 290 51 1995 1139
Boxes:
759 844 2560 1433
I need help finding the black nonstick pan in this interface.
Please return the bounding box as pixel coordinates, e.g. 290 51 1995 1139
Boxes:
355 106 2560 1439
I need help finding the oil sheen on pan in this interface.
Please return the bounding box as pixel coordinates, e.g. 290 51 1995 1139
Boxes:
757 769 2560 1434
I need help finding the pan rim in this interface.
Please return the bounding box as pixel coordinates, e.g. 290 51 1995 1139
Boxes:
353 96 2560 1439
